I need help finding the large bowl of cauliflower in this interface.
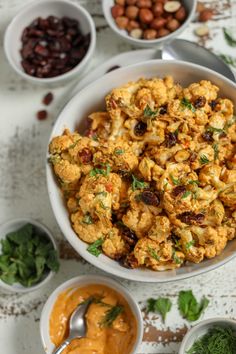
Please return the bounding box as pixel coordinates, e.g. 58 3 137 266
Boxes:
47 60 236 282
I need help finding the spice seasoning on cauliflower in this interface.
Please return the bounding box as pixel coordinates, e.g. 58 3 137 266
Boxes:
49 76 236 271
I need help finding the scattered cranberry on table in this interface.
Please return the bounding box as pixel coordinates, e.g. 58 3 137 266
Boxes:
20 16 90 78
111 0 187 40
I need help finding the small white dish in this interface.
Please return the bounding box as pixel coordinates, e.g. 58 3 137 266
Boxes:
4 0 96 86
40 274 143 354
102 0 197 48
0 218 58 293
179 317 236 353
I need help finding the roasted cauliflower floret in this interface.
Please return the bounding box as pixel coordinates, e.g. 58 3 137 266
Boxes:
185 80 219 102
219 184 236 208
102 228 128 260
53 159 81 184
49 129 81 154
122 209 154 238
148 216 171 242
174 227 205 263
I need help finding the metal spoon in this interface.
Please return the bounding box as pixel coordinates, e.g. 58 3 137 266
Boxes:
53 299 92 354
162 39 236 82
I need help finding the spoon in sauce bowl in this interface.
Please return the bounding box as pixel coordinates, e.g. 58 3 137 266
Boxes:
53 298 93 354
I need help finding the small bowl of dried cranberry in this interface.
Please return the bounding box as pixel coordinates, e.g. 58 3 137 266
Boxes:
4 0 96 85
103 0 197 48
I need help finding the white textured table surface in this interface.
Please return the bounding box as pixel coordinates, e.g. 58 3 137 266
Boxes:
0 1 236 353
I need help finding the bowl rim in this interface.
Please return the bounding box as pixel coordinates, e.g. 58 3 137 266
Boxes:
46 59 236 283
102 0 197 46
40 274 143 354
179 317 236 353
3 0 96 84
0 217 58 293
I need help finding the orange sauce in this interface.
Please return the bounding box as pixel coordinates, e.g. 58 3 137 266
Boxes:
49 284 137 354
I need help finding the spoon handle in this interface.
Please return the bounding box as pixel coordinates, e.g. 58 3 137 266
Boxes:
52 339 70 354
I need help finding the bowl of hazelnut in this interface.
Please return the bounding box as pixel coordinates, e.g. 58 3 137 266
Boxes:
103 0 197 47
4 0 96 85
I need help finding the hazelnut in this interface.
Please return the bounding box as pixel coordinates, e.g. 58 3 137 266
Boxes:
175 6 187 21
156 27 170 37
126 20 140 32
150 17 167 30
143 28 157 39
166 18 180 31
139 8 154 23
130 28 143 38
136 0 152 8
111 5 125 18
164 1 181 13
199 9 213 22
115 16 129 29
125 5 139 19
152 2 164 16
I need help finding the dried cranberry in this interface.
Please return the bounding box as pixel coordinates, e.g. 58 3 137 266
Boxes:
195 213 205 223
189 152 197 163
106 65 121 73
43 92 54 106
177 211 205 224
121 253 138 269
172 185 186 197
140 190 159 206
219 131 227 138
194 96 206 108
159 105 167 115
122 228 138 246
37 110 48 120
134 121 147 136
21 60 35 76
78 148 93 164
165 132 177 147
34 44 49 57
209 100 217 110
202 131 214 142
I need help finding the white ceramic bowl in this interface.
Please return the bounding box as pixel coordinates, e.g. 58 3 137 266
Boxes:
179 317 236 353
0 218 58 293
4 0 96 85
40 275 143 354
46 59 236 283
102 0 197 48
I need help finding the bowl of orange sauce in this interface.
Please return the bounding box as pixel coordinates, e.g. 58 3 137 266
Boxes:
40 275 143 354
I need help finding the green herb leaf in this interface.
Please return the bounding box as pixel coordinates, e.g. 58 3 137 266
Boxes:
100 305 124 327
224 115 236 129
181 98 196 112
99 200 109 210
186 240 195 250
207 126 225 134
181 191 191 199
90 164 111 177
143 105 159 119
7 224 33 245
213 143 219 160
132 175 148 191
173 252 182 264
170 174 180 185
114 148 124 155
46 249 60 272
219 54 236 68
188 180 200 186
199 155 210 165
223 28 236 47
82 214 93 225
147 297 172 322
148 246 160 261
178 290 209 321
87 238 104 257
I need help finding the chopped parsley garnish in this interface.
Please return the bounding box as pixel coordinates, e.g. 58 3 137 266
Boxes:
132 175 148 191
225 115 236 129
99 201 109 210
82 214 93 225
96 191 108 197
188 180 200 185
199 154 210 165
223 27 236 47
100 305 124 327
90 164 111 177
148 246 160 261
181 191 191 199
213 143 219 160
68 139 80 149
147 297 172 322
186 240 195 250
181 98 196 112
87 238 104 257
143 105 159 119
178 290 209 322
187 326 236 354
207 126 225 134
114 148 124 155
170 174 180 185
173 252 182 264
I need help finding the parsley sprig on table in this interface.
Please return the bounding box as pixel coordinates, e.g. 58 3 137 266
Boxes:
0 223 59 287
147 297 172 322
178 290 209 321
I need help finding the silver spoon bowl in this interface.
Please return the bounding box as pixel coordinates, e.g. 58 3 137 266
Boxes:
162 39 235 82
53 299 92 354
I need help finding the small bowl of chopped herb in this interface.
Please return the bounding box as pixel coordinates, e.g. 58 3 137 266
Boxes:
0 218 60 293
179 317 236 354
